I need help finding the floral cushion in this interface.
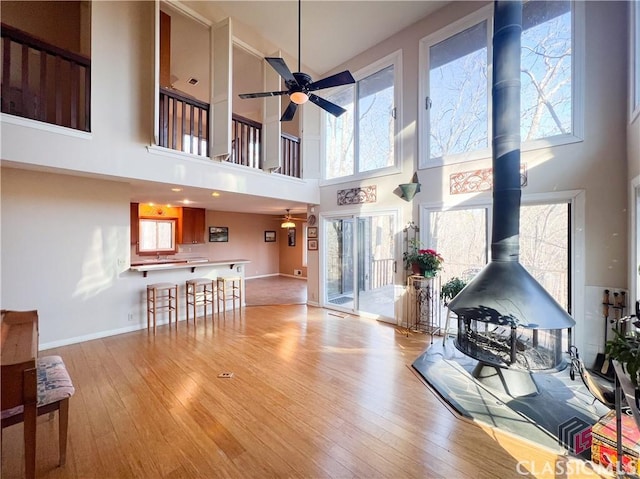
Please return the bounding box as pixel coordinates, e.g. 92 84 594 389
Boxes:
1 355 75 420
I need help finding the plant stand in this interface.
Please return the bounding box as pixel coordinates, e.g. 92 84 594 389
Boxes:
405 275 442 342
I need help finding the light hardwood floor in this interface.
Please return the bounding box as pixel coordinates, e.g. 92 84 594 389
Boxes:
1 305 608 478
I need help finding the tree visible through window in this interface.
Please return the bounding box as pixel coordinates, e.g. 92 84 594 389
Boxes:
422 1 575 166
324 59 397 180
429 21 488 160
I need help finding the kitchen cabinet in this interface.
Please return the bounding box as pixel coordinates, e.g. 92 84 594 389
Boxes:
179 207 205 244
130 203 139 245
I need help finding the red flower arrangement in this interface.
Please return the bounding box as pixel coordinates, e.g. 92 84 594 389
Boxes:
403 240 444 277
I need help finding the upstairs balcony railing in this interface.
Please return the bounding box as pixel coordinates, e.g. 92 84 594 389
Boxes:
159 86 209 156
1 23 91 132
231 114 262 169
280 132 301 178
158 99 301 178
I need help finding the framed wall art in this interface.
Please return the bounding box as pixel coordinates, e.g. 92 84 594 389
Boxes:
209 226 229 242
308 239 318 251
288 228 296 246
264 230 276 242
307 226 317 239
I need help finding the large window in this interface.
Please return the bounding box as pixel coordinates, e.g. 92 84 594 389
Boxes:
425 201 570 310
420 1 579 168
324 53 400 180
428 21 488 160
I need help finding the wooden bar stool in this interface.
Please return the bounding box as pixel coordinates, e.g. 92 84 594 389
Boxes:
146 282 178 333
185 278 216 324
216 276 242 317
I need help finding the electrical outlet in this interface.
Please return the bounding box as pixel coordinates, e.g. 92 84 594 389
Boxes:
128 312 134 321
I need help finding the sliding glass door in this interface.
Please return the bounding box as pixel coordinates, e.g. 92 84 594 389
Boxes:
324 212 396 320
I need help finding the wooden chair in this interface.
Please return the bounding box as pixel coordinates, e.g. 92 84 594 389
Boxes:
1 354 75 469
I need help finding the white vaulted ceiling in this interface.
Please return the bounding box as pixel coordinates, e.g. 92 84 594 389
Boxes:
185 1 448 76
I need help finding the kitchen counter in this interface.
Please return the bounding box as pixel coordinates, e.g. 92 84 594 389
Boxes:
130 258 250 277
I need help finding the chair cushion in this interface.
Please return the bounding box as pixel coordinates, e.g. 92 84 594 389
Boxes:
1 355 75 420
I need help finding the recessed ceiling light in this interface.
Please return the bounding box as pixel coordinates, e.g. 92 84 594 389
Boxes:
183 199 191 205
171 187 183 192
211 192 220 197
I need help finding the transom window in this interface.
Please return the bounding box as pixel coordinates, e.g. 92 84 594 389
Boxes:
420 1 581 168
323 51 400 181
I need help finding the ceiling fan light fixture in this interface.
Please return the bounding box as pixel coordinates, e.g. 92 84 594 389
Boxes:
290 91 309 105
281 220 296 228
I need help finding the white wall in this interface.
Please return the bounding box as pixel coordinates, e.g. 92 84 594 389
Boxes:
1 169 132 347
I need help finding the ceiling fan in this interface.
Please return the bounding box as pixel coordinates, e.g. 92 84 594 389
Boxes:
277 209 306 228
238 0 355 122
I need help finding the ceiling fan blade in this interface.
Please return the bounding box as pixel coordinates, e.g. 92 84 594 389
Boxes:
307 70 355 92
308 94 347 117
266 57 297 85
239 90 289 99
281 101 298 122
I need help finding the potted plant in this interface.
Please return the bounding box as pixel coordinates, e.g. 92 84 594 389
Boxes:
606 329 640 387
403 238 444 278
440 276 467 306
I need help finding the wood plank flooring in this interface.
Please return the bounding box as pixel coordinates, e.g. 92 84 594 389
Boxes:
244 276 307 306
1 305 609 478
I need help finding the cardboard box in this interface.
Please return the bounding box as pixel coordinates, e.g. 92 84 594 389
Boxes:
591 410 640 473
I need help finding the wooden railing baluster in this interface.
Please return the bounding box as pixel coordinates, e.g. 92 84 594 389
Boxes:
1 23 91 131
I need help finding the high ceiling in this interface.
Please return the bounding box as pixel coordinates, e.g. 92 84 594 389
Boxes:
186 1 448 75
134 1 449 214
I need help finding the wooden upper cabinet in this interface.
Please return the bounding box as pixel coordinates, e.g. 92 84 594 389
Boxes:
130 203 139 245
179 207 205 244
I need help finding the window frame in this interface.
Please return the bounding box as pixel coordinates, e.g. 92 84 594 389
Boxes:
418 1 584 169
419 189 585 352
631 0 640 123
137 217 178 255
320 50 403 185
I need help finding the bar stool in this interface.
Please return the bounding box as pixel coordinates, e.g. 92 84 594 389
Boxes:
216 276 242 317
185 278 216 324
146 282 178 333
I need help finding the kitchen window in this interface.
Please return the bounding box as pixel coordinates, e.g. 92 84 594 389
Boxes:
138 218 177 254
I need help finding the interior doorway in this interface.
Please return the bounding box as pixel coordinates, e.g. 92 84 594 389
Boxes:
323 212 396 320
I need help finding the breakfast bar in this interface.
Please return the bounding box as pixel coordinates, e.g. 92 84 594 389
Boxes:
130 258 251 277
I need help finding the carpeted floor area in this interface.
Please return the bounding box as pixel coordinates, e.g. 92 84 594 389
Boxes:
412 337 611 458
245 275 307 306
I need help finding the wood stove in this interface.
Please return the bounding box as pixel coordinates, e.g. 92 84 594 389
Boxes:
447 1 574 396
